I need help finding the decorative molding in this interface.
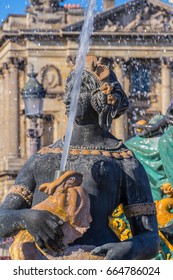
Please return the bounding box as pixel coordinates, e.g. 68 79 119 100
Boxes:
64 1 173 34
41 64 62 90
29 0 62 13
160 57 173 67
102 8 173 33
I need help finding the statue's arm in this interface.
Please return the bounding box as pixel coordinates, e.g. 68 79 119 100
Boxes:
0 154 38 237
134 116 168 137
120 158 159 259
0 154 63 252
92 158 160 260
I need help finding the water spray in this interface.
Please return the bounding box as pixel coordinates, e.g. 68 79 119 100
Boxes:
54 0 97 179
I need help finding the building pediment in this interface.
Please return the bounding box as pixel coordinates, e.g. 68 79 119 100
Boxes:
101 2 173 33
62 0 173 33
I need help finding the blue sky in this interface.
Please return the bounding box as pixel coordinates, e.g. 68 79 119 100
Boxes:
0 0 172 23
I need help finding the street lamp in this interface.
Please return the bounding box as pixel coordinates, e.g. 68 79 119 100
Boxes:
21 65 46 156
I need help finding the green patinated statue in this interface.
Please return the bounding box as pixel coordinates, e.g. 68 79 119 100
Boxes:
125 101 173 259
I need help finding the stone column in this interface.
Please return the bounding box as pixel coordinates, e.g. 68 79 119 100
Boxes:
19 59 27 158
152 62 161 112
2 64 10 156
20 114 26 158
5 59 20 157
123 72 130 140
53 114 59 142
124 72 130 97
161 59 172 114
112 58 126 141
155 81 162 112
0 71 4 155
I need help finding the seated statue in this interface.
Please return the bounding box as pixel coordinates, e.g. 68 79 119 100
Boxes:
0 56 159 260
125 101 173 259
29 0 62 12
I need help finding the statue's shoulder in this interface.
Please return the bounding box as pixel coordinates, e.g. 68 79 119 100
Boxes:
37 139 63 155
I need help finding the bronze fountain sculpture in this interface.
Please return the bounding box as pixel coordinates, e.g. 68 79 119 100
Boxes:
0 56 159 260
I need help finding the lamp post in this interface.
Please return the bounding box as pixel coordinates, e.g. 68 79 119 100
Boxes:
21 65 46 156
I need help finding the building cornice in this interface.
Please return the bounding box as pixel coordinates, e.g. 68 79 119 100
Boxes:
1 32 173 55
1 29 173 43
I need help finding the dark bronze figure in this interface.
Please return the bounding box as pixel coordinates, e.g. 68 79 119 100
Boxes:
0 56 159 260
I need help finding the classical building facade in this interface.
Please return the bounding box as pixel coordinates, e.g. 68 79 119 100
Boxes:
0 0 173 201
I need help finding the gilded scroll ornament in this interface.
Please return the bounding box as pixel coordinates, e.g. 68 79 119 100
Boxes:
9 171 92 260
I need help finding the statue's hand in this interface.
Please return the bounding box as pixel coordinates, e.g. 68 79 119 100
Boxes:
39 181 58 195
91 242 134 260
134 123 153 137
21 209 64 252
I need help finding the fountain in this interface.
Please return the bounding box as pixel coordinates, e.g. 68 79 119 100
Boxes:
0 0 160 260
60 0 96 173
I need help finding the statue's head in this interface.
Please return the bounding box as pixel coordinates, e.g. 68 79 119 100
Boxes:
64 56 129 130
